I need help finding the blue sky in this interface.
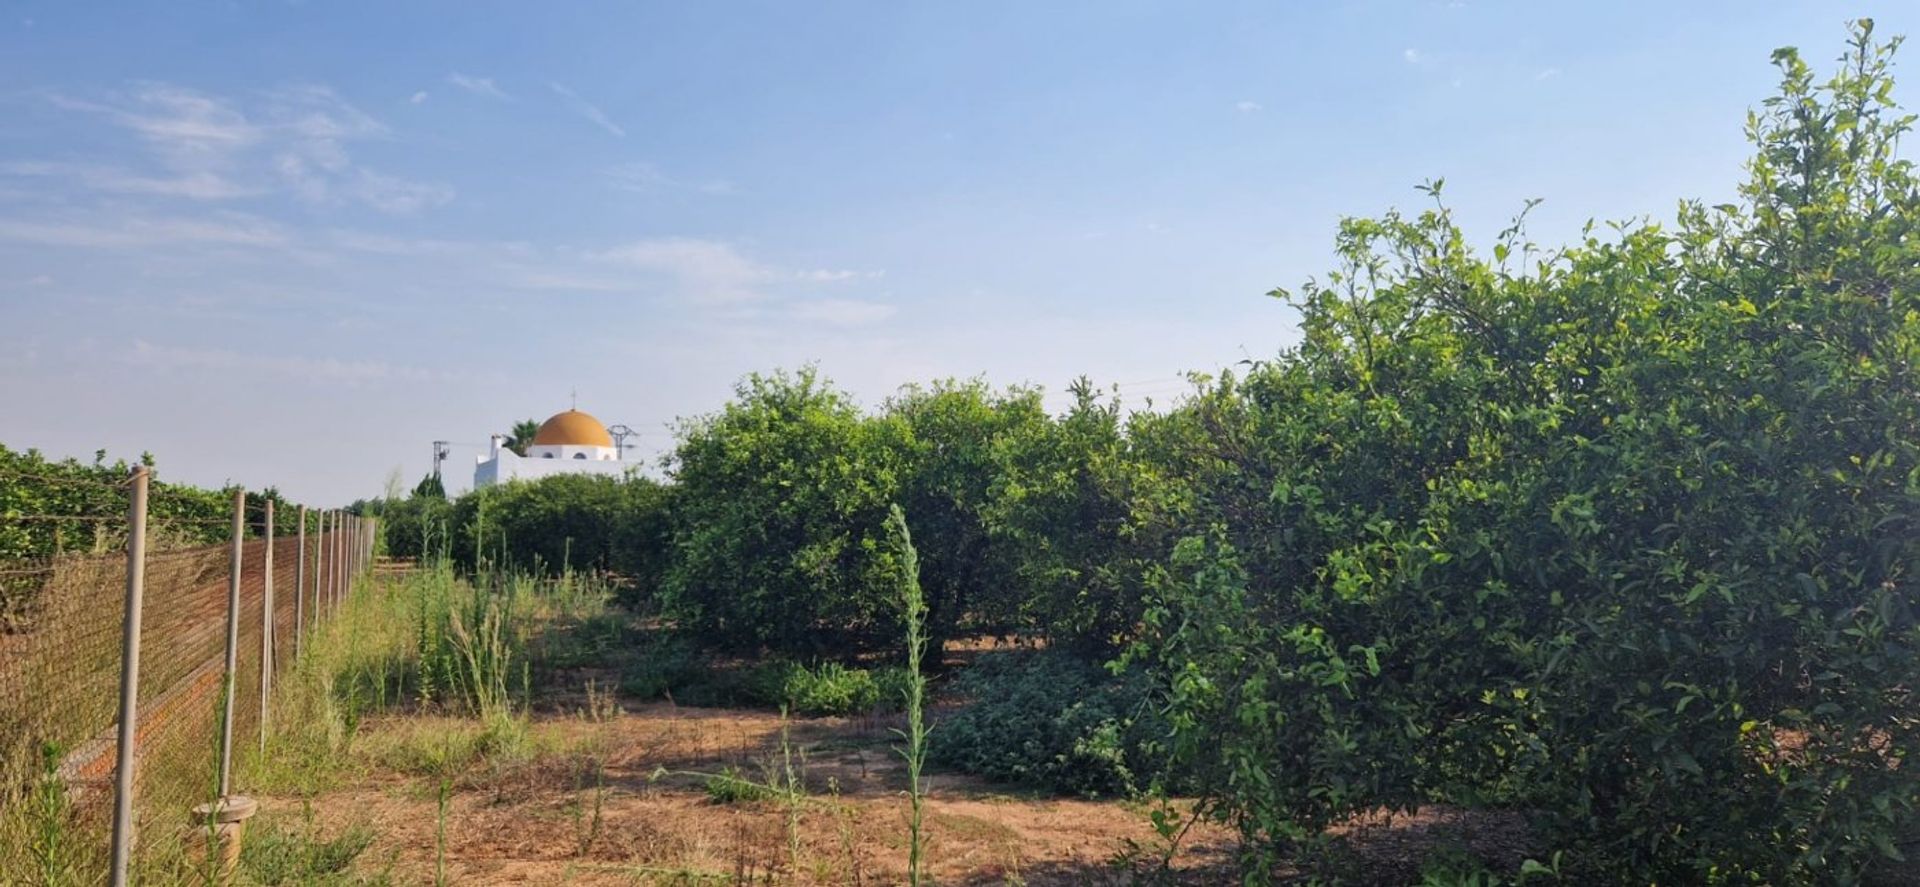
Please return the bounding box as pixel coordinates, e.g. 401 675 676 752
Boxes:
0 2 1905 504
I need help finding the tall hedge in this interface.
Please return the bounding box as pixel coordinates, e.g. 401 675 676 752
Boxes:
444 472 669 584
662 368 908 654
1137 24 1920 882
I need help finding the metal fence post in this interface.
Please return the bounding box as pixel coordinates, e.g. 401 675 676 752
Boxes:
320 509 328 619
338 512 348 601
329 511 340 610
217 490 243 798
317 510 329 619
259 499 274 753
108 465 151 887
325 511 335 612
293 505 306 661
342 514 351 595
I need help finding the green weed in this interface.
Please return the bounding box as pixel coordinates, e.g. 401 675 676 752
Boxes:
238 804 385 885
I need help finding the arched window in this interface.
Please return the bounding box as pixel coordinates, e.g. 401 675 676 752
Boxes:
542 453 554 459
573 452 587 460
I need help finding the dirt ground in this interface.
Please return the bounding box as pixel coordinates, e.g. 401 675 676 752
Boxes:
284 698 1240 885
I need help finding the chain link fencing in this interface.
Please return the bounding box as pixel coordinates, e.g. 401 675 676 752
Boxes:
0 467 375 883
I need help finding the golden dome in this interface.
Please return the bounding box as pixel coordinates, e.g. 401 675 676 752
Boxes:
531 410 613 448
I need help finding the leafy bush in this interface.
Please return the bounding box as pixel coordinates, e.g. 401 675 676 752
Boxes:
371 491 451 563
746 660 913 717
930 650 1164 798
703 766 776 804
1136 24 1920 883
616 634 706 701
660 370 1169 657
663 367 908 656
979 380 1173 652
239 811 382 885
0 444 316 631
447 472 669 579
617 643 906 717
885 380 1053 645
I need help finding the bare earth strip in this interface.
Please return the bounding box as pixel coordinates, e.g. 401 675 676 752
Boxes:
290 702 1240 885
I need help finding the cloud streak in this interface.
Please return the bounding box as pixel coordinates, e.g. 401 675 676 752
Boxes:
603 161 735 195
1 161 258 200
0 213 287 248
596 237 763 302
590 237 884 308
792 298 896 326
128 339 462 385
549 81 626 138
35 82 449 214
446 72 510 100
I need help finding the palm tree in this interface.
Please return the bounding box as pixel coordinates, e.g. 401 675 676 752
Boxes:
504 418 540 456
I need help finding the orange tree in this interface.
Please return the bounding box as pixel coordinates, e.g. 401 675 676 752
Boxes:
661 367 907 655
1135 23 1920 883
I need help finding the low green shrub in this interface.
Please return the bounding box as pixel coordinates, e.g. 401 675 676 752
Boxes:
620 644 907 717
239 808 384 885
874 664 916 715
929 650 1164 798
746 661 868 715
704 766 777 804
533 611 633 670
617 635 706 700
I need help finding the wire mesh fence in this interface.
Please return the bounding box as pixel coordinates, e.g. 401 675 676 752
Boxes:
0 467 375 883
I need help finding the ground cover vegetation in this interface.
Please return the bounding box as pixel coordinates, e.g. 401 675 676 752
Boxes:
293 24 1920 883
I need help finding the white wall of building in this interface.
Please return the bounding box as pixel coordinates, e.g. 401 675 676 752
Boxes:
527 443 618 461
473 437 632 488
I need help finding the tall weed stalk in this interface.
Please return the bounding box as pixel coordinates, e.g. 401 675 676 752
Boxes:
886 504 930 886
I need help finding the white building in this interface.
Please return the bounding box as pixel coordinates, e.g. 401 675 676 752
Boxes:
473 409 632 488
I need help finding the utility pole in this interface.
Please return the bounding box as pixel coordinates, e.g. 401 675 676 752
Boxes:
606 424 640 462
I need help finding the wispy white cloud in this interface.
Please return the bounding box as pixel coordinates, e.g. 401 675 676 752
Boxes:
1403 48 1423 64
49 83 261 166
264 84 388 141
505 270 636 293
590 237 878 306
446 72 510 101
350 170 454 213
792 298 896 326
793 268 883 282
549 81 626 138
603 161 735 195
1235 100 1262 113
1536 67 1561 80
595 237 764 302
37 82 448 214
0 213 287 248
327 229 532 258
128 339 461 385
409 90 429 104
1 161 259 200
